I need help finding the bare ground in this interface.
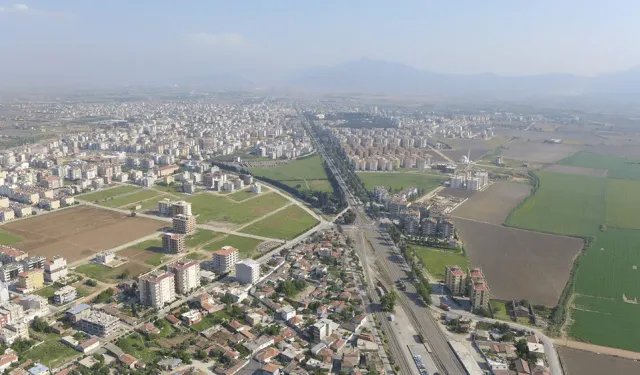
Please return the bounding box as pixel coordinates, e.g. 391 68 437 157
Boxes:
501 140 585 163
453 218 583 306
2 206 165 262
558 346 640 375
543 164 609 178
452 182 532 225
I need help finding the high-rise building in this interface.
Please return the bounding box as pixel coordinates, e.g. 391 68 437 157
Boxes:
445 265 467 296
162 233 186 254
171 201 192 216
138 270 176 308
211 246 238 273
167 259 200 294
235 260 260 285
172 214 196 234
468 268 490 311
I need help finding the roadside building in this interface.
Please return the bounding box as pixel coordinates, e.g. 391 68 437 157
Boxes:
65 303 91 323
0 263 23 283
162 233 186 254
138 270 176 308
167 258 201 294
170 200 192 216
95 251 115 265
468 268 490 311
17 268 44 292
172 214 196 234
0 245 28 264
44 255 68 282
78 310 119 337
212 246 238 273
399 208 421 235
445 265 467 296
53 286 77 305
235 259 261 285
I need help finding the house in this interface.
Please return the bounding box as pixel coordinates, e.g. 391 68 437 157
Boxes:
78 338 100 354
26 363 49 375
140 323 160 336
255 347 280 364
166 314 181 326
259 363 281 375
181 310 202 326
0 354 17 372
119 354 138 369
158 357 182 371
514 358 530 374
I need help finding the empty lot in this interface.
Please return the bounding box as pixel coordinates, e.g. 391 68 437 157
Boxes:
2 206 165 262
544 164 608 178
452 182 531 225
558 347 640 375
454 218 583 306
501 140 584 163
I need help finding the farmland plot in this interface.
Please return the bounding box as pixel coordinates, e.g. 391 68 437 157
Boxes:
452 182 531 225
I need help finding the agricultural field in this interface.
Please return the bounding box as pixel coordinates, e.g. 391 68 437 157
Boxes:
560 151 640 180
185 230 220 248
357 172 447 193
248 154 333 193
412 245 469 280
77 185 141 202
100 189 160 208
558 347 640 375
452 182 531 225
186 192 289 225
0 229 23 245
437 136 510 162
500 139 585 163
204 234 264 259
543 164 608 178
605 179 640 229
455 218 583 306
505 171 606 237
2 206 164 262
240 205 319 240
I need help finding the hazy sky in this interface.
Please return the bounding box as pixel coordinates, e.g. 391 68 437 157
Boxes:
1 0 639 85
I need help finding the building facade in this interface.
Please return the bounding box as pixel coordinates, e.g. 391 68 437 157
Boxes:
139 271 176 308
78 310 119 337
445 265 467 296
162 233 186 254
236 259 261 285
212 246 238 273
167 259 201 294
172 214 196 234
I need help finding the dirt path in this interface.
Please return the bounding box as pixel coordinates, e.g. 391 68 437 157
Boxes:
553 338 640 360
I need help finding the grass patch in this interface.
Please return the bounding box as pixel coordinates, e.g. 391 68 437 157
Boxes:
560 151 640 180
240 205 318 240
249 154 334 193
139 196 171 212
76 262 151 283
153 184 182 194
133 239 163 252
27 331 79 368
357 172 447 193
186 230 220 248
186 252 208 260
0 229 23 245
204 235 264 259
116 333 160 362
101 190 161 208
191 311 230 332
605 179 640 229
35 286 57 299
228 189 257 202
505 171 606 236
412 245 469 280
78 185 141 202
490 300 511 321
186 192 289 224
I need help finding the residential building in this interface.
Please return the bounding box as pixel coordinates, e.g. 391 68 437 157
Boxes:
17 268 44 291
167 258 200 294
468 268 490 311
311 320 333 343
78 310 119 337
399 208 421 235
21 255 46 271
445 265 467 296
171 200 192 216
438 218 455 239
172 214 196 234
0 245 28 264
235 259 260 285
162 233 186 254
0 263 24 283
252 183 262 194
212 246 238 273
158 198 172 216
65 303 91 323
53 286 77 305
138 270 176 308
421 217 438 236
44 256 68 282
95 251 115 265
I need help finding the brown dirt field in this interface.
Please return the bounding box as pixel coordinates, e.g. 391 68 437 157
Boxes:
501 140 585 163
2 206 165 262
558 346 640 375
543 164 608 178
452 182 532 225
453 218 583 306
118 248 157 263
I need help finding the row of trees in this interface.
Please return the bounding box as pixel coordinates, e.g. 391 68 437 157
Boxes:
391 228 433 305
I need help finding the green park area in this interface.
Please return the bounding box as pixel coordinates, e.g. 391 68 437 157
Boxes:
248 154 334 193
186 192 289 224
411 245 469 280
100 189 161 208
240 205 319 240
204 234 265 258
357 172 447 194
78 185 141 202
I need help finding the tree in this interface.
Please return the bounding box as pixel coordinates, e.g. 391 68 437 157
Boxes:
220 293 234 305
380 290 397 312
31 317 50 333
120 269 132 279
194 349 207 360
85 279 98 287
130 303 137 317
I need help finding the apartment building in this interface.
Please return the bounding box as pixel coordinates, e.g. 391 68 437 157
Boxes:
399 208 421 235
468 268 490 311
138 270 176 308
171 201 192 216
53 286 77 305
158 198 172 216
79 310 119 337
17 268 44 291
236 259 261 285
212 246 238 273
21 255 46 271
172 214 196 234
0 246 28 264
95 251 115 265
162 233 186 254
167 258 200 294
311 320 334 343
0 263 24 283
445 265 467 296
44 256 68 282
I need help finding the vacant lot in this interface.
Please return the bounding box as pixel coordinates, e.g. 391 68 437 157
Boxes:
119 243 165 266
358 172 447 193
240 205 318 240
204 234 264 259
606 179 640 229
249 154 333 193
76 262 151 283
452 182 531 225
100 189 160 208
437 137 509 162
455 218 583 306
569 227 640 350
78 185 141 202
558 347 640 375
185 230 220 248
544 164 608 178
228 189 257 202
560 151 640 180
412 245 469 280
3 206 164 262
500 140 584 163
186 192 289 225
505 171 606 237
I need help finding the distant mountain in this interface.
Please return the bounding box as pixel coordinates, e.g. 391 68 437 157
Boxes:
289 58 640 97
176 74 253 89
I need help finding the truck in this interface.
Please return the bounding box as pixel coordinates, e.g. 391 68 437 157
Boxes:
439 302 451 311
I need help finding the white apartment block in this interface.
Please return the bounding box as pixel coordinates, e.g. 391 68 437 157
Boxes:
235 259 260 285
211 246 238 273
445 265 467 296
44 255 68 282
138 270 176 308
171 200 192 216
167 258 201 294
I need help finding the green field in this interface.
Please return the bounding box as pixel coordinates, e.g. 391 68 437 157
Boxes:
240 205 319 240
186 230 220 248
228 189 257 202
27 332 79 368
249 154 334 193
605 179 640 229
357 172 447 194
186 192 289 224
78 185 141 202
412 245 469 280
560 151 640 180
76 262 151 283
505 171 606 236
117 333 160 362
204 234 264 258
0 229 23 245
139 195 171 211
490 300 511 321
100 190 161 208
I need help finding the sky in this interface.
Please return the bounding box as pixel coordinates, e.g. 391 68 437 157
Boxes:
1 0 639 85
